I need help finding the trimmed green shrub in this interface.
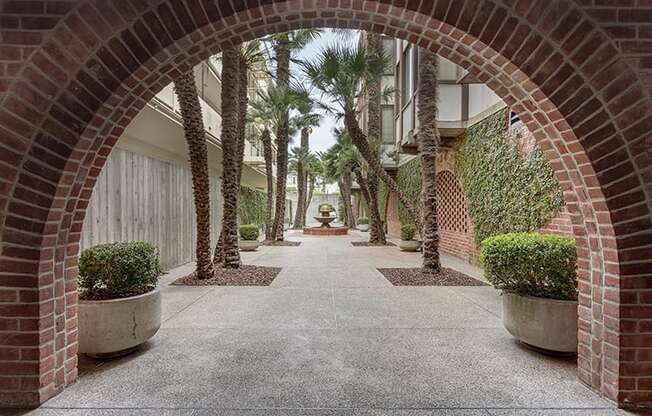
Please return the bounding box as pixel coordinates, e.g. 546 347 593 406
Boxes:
239 224 260 241
79 241 162 299
480 233 577 300
400 224 416 240
357 217 369 225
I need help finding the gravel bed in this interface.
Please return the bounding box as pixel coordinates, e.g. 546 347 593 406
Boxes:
263 240 302 246
378 267 487 286
172 265 282 286
351 241 396 247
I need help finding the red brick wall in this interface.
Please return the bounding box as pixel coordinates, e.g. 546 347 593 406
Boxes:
539 208 574 237
0 0 650 409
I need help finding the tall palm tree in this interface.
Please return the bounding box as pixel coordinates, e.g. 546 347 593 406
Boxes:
365 32 385 243
291 112 320 229
249 86 312 240
173 70 215 280
417 49 441 272
214 46 241 268
304 152 322 219
260 128 275 239
303 45 423 233
265 29 321 241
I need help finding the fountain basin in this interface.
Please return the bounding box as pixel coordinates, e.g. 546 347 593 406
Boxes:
314 216 336 228
303 226 348 236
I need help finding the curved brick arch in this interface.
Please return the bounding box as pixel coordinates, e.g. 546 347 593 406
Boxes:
0 0 651 409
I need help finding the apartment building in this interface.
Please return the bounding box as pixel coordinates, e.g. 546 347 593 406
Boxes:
358 35 571 261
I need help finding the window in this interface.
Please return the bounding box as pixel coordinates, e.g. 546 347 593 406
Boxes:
382 38 395 75
401 45 412 107
381 105 395 144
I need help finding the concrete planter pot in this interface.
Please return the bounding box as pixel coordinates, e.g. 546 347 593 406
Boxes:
398 239 421 252
502 292 578 354
357 224 370 232
239 240 260 251
78 288 162 358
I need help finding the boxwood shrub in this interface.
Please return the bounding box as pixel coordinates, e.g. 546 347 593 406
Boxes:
79 241 162 300
357 217 369 225
480 233 577 300
400 224 416 241
239 224 260 241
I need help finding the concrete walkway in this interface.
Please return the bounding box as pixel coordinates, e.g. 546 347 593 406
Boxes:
20 231 628 415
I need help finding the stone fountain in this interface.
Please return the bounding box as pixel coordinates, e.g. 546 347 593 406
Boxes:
303 203 348 236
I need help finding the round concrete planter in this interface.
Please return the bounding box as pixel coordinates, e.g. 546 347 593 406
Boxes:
398 239 421 252
502 292 578 354
239 240 260 251
78 288 161 358
357 224 369 232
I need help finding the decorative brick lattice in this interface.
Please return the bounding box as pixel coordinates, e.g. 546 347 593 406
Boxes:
436 171 469 234
0 0 650 409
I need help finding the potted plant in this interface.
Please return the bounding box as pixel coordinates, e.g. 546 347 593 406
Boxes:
481 233 578 354
78 241 163 358
357 217 370 232
398 224 421 252
239 224 261 251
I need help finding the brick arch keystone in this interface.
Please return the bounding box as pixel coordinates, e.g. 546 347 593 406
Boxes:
0 0 650 409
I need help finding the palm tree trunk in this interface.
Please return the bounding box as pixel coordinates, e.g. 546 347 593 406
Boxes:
341 170 356 229
214 47 241 268
236 53 248 185
293 163 305 229
292 128 309 229
337 181 348 226
344 110 423 233
366 33 385 243
353 168 384 243
173 71 215 280
417 49 441 272
306 175 315 222
271 35 291 241
261 128 275 240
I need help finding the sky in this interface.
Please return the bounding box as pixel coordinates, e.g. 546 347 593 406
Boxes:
288 30 359 155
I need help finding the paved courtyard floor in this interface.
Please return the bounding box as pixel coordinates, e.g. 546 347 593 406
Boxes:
16 231 630 415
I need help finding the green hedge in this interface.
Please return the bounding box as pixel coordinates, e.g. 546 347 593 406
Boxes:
239 186 266 227
239 224 260 241
400 224 416 240
457 110 564 244
79 241 162 299
480 233 577 300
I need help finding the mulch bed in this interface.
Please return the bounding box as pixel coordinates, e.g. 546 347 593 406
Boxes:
262 240 301 246
172 265 282 286
79 286 155 301
351 241 396 247
377 267 487 286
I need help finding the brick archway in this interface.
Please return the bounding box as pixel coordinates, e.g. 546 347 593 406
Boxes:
0 0 650 409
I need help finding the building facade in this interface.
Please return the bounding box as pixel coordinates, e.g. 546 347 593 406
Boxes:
358 35 572 261
81 56 276 269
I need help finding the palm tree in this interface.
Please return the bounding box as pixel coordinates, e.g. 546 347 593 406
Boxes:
214 46 241 268
265 29 321 241
304 152 322 219
291 112 320 229
173 70 215 280
249 86 312 240
365 32 385 243
303 45 423 232
417 49 441 272
260 128 275 239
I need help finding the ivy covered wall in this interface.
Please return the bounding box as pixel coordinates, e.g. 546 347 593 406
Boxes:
239 186 266 226
395 158 423 226
456 110 564 244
